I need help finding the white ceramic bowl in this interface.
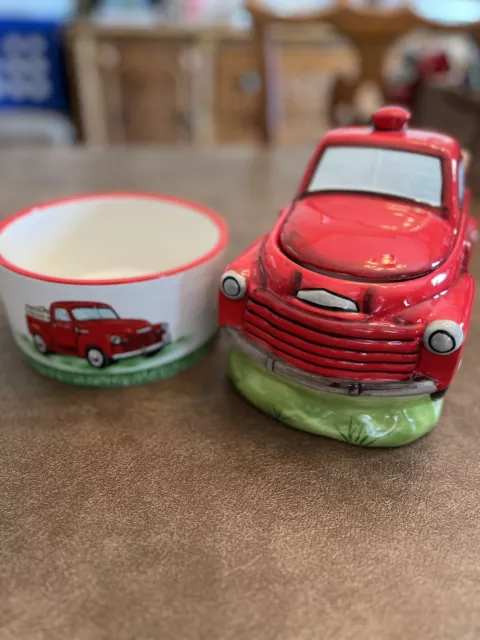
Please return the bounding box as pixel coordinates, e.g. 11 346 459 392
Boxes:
0 193 228 386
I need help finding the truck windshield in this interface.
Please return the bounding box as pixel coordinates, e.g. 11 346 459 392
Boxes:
305 145 443 208
71 307 118 321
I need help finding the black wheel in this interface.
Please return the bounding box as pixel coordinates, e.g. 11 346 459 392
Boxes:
33 334 48 355
86 347 109 369
430 388 448 401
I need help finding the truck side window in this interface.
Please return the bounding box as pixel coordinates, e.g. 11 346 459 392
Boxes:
54 308 70 322
458 161 465 208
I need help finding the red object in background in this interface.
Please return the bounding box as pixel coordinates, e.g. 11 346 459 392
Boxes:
184 0 208 19
26 301 170 369
219 106 477 398
416 51 450 77
388 51 451 109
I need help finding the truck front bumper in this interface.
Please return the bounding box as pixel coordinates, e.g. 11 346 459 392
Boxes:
223 327 437 398
112 335 170 361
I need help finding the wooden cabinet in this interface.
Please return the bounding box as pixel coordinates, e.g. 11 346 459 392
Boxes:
68 23 355 146
70 29 204 145
412 84 480 197
213 36 355 144
98 38 198 144
214 41 262 143
279 43 355 143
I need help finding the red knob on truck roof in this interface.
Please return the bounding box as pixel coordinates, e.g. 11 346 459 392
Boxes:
372 106 411 132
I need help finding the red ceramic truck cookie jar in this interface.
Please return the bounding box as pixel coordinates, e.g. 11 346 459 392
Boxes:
219 106 477 447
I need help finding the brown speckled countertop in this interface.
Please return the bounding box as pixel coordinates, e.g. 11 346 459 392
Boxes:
1 148 480 640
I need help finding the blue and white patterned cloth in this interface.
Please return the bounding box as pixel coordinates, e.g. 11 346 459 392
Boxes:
0 19 69 112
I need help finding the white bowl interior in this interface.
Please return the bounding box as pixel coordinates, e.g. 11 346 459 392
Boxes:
0 196 223 280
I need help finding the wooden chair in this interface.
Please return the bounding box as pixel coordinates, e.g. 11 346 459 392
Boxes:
248 0 480 144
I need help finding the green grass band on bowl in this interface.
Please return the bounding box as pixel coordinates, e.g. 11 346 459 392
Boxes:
17 332 215 388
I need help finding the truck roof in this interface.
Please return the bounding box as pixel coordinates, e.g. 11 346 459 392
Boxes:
322 106 461 161
323 127 461 160
51 301 112 309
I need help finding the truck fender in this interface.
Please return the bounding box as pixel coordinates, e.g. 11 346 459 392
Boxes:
463 217 478 271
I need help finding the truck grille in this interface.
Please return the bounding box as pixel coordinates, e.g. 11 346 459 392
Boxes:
244 289 421 381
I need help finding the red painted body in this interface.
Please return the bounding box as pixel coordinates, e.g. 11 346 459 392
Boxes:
26 301 169 367
281 193 455 281
219 108 477 394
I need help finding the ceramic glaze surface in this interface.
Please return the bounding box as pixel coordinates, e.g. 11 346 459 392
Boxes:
280 193 454 281
229 348 443 447
0 194 222 282
219 107 477 445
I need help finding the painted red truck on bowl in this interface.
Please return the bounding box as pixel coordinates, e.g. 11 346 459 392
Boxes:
219 106 477 399
26 301 170 368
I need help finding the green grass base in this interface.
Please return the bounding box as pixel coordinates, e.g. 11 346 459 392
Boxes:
17 333 215 388
228 348 443 448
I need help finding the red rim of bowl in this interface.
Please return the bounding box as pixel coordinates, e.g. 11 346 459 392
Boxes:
0 192 229 286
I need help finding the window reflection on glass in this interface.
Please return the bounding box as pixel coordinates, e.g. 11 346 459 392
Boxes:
71 307 119 321
458 162 466 208
306 146 443 208
54 308 71 322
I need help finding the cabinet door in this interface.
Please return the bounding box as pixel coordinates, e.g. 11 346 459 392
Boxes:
214 39 355 145
97 38 197 144
279 44 356 144
215 42 263 143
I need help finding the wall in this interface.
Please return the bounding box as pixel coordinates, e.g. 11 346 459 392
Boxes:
0 0 75 19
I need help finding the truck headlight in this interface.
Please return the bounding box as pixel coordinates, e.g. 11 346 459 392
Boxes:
424 320 463 355
110 335 122 345
220 270 247 300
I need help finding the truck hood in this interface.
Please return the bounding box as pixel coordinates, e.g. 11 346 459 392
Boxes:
279 193 454 281
77 319 151 334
